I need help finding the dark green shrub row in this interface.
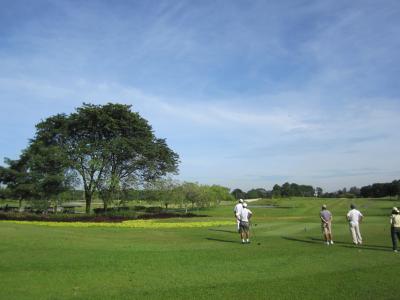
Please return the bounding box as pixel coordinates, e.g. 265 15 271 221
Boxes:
93 206 163 214
0 212 133 222
0 211 206 222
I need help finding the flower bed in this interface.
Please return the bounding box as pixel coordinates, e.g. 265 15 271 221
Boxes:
0 219 232 228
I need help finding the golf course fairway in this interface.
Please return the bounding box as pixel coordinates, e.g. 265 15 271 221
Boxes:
1 197 399 299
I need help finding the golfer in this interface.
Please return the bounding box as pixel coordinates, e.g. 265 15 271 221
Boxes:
237 202 252 244
390 207 400 252
347 204 363 245
320 204 333 245
234 199 244 232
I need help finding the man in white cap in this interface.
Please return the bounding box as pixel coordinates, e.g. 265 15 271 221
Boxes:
320 204 333 245
233 199 244 232
237 202 252 244
347 204 364 245
390 207 400 252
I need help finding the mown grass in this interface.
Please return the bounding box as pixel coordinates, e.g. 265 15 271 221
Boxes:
1 197 399 299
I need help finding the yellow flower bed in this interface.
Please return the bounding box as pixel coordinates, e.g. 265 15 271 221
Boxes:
0 219 233 229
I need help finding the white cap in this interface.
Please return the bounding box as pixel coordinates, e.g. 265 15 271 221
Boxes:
393 207 399 213
239 199 244 203
243 202 248 208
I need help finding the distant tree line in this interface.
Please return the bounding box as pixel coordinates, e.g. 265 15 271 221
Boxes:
231 182 321 199
321 186 361 198
230 179 400 200
359 180 400 198
319 180 400 199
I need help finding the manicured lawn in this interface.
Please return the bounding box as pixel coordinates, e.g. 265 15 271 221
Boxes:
1 198 399 299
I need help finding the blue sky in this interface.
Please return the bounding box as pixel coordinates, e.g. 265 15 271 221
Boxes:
1 0 399 192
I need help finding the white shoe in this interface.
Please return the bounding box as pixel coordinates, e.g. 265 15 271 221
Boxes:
330 241 334 245
326 241 330 245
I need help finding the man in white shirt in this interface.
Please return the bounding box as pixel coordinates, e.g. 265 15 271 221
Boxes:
233 199 244 232
347 204 364 245
237 202 252 244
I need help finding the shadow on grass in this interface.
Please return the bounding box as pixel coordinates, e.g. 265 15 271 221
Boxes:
208 228 237 234
282 236 392 252
281 236 320 245
248 205 293 209
309 237 391 249
206 237 239 244
340 245 393 252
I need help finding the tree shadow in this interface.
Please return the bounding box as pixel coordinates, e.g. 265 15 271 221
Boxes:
309 237 391 249
339 245 392 252
206 237 239 244
282 236 392 252
281 236 320 245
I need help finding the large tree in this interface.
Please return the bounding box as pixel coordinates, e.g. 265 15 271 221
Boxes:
33 103 179 213
246 188 269 199
231 188 246 199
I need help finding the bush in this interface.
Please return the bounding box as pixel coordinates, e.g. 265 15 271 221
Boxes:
92 207 137 218
93 208 114 214
133 205 146 211
117 206 130 211
145 206 163 213
0 211 206 222
0 212 102 222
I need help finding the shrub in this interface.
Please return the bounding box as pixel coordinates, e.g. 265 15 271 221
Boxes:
0 211 206 222
145 206 163 213
117 206 130 211
133 205 146 211
93 207 114 214
0 212 137 222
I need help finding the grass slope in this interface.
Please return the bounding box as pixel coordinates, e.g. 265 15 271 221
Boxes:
1 197 399 299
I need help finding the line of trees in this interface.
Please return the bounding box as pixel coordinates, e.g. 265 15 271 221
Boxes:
231 183 322 199
0 180 234 212
319 180 400 198
231 179 400 200
360 180 400 198
141 180 234 211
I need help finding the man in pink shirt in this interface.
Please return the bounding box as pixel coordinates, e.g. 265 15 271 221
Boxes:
320 204 333 245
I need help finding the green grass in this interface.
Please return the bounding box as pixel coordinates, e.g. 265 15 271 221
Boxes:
1 197 400 299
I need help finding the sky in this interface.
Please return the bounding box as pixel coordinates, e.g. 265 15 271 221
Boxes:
0 0 399 192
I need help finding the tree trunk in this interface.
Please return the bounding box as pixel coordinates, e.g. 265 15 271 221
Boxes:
85 191 92 214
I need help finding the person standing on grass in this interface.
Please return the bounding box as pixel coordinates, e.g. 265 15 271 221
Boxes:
347 204 363 245
234 199 244 232
390 207 400 252
237 202 252 244
320 204 333 245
